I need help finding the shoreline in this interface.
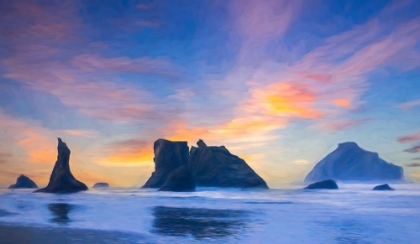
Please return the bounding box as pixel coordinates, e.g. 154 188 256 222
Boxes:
0 222 153 244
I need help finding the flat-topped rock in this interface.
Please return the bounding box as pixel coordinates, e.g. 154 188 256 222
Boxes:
34 138 88 193
142 139 190 188
9 175 38 189
373 184 394 191
304 179 338 189
305 142 404 183
189 140 268 189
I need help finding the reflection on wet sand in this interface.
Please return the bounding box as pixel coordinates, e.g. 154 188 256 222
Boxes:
48 203 74 224
151 206 250 239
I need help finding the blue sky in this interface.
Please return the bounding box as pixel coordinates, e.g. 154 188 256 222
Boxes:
0 0 419 187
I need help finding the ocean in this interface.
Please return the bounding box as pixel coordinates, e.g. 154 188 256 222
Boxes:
1 183 419 243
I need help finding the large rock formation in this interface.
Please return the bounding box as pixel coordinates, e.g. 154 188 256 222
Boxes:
305 142 404 183
93 182 109 189
9 175 38 189
373 184 394 191
34 138 88 193
189 140 268 189
158 165 195 192
142 139 190 188
304 179 338 189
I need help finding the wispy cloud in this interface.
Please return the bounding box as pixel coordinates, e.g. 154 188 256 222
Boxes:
398 131 420 143
406 163 420 167
404 144 420 153
397 99 420 110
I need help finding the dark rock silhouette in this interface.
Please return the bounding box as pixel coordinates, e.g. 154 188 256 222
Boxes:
304 179 338 189
143 139 190 188
34 138 88 193
189 139 268 189
373 184 394 191
8 175 38 189
305 142 404 183
92 182 109 188
159 165 195 192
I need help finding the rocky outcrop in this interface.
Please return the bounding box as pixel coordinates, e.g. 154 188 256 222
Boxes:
373 184 394 191
8 175 38 189
93 182 109 188
158 165 195 192
142 139 190 188
305 142 404 183
34 138 88 193
304 179 338 189
189 139 268 189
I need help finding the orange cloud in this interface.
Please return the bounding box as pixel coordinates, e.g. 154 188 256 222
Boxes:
331 99 351 107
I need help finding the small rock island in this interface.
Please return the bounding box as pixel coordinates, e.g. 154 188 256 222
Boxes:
93 182 109 189
304 179 338 189
9 175 38 189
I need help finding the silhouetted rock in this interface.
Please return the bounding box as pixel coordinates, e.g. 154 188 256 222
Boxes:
34 138 88 193
8 175 38 189
143 139 190 188
305 142 404 183
189 140 268 189
93 182 109 188
373 184 394 191
159 165 195 192
304 179 338 189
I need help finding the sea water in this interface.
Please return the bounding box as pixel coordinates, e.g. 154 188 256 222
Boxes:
0 183 419 243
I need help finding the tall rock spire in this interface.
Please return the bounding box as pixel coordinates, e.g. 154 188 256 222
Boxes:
35 138 88 193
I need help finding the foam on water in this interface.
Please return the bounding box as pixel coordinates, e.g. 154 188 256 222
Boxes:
1 183 420 243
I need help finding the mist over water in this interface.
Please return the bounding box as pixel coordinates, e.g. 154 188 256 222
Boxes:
1 183 420 243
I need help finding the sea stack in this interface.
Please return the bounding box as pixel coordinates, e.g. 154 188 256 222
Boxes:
189 139 268 189
93 182 109 188
34 138 88 193
142 139 190 189
304 179 338 189
158 165 195 192
9 175 38 189
305 142 404 183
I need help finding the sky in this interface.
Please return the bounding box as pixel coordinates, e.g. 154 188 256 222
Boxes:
0 0 420 188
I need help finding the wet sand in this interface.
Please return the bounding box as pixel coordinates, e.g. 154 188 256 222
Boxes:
0 222 152 244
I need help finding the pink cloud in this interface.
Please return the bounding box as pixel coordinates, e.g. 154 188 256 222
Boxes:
398 131 420 143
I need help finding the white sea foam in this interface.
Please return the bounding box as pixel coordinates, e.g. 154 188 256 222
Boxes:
0 183 419 243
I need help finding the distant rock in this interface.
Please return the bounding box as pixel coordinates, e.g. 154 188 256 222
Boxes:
34 138 88 193
158 165 195 192
93 182 109 189
304 179 338 189
189 139 268 189
8 175 38 189
142 139 190 188
373 184 394 191
305 142 404 183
